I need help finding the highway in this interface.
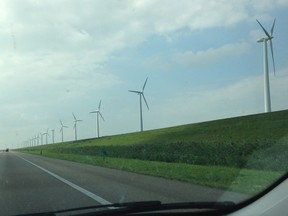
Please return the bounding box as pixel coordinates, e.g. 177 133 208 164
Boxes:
0 152 248 215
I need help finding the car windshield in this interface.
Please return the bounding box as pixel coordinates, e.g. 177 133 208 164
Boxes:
0 1 288 215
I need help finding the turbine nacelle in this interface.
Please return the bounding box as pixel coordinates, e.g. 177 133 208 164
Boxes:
256 18 276 76
257 37 273 43
128 77 149 110
129 77 150 131
59 120 68 132
72 112 82 140
90 100 105 138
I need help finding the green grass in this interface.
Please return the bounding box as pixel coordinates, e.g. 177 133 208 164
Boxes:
22 150 283 195
29 109 288 149
19 109 288 194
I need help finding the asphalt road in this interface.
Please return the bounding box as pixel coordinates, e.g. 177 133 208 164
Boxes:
0 152 248 215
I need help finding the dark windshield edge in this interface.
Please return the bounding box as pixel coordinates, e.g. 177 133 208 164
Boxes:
66 173 288 216
14 201 235 216
13 173 288 216
59 201 235 216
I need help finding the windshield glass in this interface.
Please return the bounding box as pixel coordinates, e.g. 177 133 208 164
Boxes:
0 1 288 215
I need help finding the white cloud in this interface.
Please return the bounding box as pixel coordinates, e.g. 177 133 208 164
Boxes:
1 0 285 53
0 1 287 148
174 42 251 68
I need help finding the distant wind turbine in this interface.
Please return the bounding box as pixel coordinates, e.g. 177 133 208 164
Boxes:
59 120 68 142
32 136 36 147
40 133 44 145
51 129 55 144
256 18 276 113
36 134 40 146
43 128 50 144
72 112 82 141
90 100 105 138
129 77 149 132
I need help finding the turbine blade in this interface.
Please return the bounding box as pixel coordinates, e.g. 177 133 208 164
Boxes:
60 120 63 126
142 77 148 91
142 93 149 110
90 111 97 113
270 18 276 36
256 19 271 38
99 112 105 121
269 40 276 76
72 112 76 120
129 90 141 94
98 100 102 110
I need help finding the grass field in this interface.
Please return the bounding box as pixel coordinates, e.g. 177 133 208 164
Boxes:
20 109 288 194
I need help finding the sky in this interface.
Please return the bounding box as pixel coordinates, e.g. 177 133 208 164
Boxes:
0 0 288 149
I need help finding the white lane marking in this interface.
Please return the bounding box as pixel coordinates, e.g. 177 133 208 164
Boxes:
18 155 112 206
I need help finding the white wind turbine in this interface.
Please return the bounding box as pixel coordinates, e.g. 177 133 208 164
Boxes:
36 134 40 146
256 18 276 113
59 120 68 142
43 128 50 144
90 100 105 138
51 129 55 144
40 133 44 145
129 77 149 132
72 112 82 141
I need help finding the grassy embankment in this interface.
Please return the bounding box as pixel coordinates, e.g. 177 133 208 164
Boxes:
21 110 288 194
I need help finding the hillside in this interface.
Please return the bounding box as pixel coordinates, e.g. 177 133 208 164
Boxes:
25 109 288 171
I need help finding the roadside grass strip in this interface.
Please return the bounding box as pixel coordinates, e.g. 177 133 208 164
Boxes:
21 151 283 195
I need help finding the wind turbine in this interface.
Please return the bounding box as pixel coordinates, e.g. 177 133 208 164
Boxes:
129 77 149 132
59 120 68 142
34 135 37 146
40 133 44 145
36 134 40 146
51 129 55 144
43 128 49 144
256 18 276 113
32 136 36 147
90 100 105 138
72 112 82 141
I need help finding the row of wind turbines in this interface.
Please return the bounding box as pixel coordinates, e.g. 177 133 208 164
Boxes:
59 101 105 143
26 77 150 147
25 18 277 147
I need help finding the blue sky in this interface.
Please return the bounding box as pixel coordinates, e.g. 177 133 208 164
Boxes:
0 0 288 149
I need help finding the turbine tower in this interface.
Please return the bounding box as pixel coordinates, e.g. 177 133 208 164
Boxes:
90 100 105 138
43 128 49 144
129 77 149 132
40 133 44 145
59 120 68 142
36 134 40 146
256 18 276 113
72 112 82 141
51 129 55 144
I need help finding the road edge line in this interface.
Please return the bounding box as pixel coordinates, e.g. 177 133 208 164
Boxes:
17 155 112 206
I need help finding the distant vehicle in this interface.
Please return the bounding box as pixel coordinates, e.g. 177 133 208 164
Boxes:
6 148 9 152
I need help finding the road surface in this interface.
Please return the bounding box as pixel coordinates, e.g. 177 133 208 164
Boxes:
0 152 248 215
